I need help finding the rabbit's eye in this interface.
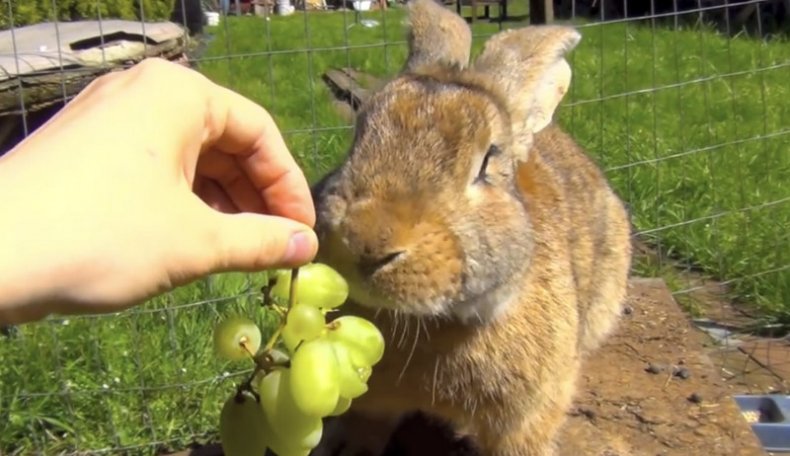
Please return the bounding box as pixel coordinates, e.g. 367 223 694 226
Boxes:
475 144 501 185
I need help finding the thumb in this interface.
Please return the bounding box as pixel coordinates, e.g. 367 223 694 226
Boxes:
190 202 319 274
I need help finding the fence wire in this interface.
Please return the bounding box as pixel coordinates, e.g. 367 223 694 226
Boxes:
0 0 788 454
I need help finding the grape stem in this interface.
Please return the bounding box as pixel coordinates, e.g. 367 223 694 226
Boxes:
232 268 300 403
263 325 283 352
240 339 257 358
237 368 261 402
287 267 300 309
259 273 277 308
271 305 288 319
262 267 300 353
254 351 291 370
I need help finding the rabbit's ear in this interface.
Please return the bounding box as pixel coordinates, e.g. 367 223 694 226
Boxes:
402 0 473 72
472 25 581 136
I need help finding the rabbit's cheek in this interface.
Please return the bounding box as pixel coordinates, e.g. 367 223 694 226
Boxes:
442 195 532 322
317 194 347 226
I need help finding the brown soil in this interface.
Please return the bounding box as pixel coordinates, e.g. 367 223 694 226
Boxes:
556 277 767 456
632 239 789 396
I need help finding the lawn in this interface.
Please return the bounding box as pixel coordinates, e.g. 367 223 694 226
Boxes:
195 7 788 314
0 4 787 455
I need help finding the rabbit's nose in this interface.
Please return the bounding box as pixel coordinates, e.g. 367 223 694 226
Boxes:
358 250 405 275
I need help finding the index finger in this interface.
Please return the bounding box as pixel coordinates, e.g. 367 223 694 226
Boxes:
204 83 316 228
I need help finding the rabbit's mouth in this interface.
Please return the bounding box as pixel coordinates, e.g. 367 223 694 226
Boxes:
312 216 469 319
323 252 458 319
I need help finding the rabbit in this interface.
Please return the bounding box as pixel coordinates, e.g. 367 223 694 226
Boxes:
308 0 633 454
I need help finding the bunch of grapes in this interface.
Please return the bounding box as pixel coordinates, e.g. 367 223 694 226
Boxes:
213 263 385 456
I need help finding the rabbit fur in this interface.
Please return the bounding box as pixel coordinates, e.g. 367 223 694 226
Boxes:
309 0 633 454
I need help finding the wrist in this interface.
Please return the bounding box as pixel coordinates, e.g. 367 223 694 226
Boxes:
0 223 67 325
0 152 87 324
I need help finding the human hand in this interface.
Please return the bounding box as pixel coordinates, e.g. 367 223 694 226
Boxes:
0 58 318 324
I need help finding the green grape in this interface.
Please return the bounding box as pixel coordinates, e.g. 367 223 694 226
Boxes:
281 325 301 354
289 338 341 417
213 316 262 361
281 304 326 353
357 365 372 383
329 396 352 417
258 369 323 450
271 263 349 309
219 391 269 456
331 341 369 399
327 316 385 367
258 401 309 456
268 268 291 281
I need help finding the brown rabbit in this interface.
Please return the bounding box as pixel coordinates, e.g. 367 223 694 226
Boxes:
308 0 633 454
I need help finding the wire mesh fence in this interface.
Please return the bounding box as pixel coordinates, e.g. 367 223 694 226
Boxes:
0 0 788 454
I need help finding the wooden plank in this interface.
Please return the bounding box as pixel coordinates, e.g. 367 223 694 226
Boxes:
321 67 375 113
0 39 186 116
0 20 187 79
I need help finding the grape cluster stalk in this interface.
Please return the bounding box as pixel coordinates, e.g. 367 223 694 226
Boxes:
213 263 386 456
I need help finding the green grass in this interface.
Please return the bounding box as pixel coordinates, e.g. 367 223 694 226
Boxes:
196 8 788 312
559 20 789 315
1 271 282 454
1 5 788 454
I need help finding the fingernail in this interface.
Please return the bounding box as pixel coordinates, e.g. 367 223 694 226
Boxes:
284 231 315 264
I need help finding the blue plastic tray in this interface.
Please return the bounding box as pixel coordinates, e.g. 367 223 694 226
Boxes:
734 394 790 453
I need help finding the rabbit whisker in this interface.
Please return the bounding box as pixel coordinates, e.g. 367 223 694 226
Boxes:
431 356 440 406
397 317 422 385
397 317 411 349
420 317 431 342
389 310 401 344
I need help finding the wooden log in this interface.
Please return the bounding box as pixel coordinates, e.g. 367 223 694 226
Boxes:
342 67 384 93
321 67 372 111
331 99 357 123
